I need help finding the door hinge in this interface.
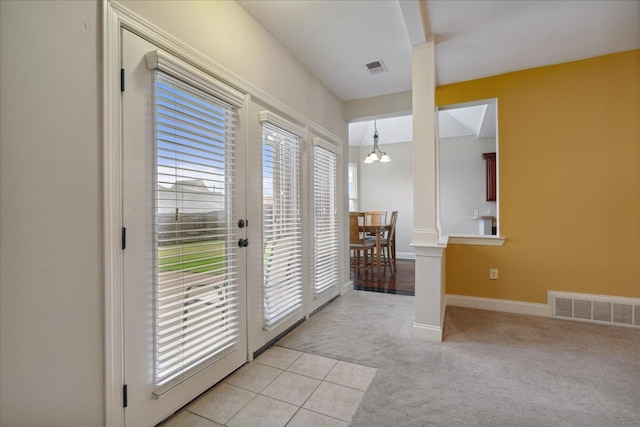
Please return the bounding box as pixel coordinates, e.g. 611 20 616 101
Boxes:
120 68 125 92
123 384 128 408
121 227 126 250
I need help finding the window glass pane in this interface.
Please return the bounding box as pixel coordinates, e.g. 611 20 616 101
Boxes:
153 71 239 387
262 123 303 329
313 146 338 294
348 162 357 211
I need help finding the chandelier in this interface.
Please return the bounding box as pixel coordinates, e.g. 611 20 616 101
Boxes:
364 120 390 164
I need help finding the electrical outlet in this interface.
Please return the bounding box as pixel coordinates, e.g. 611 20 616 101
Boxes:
489 268 498 280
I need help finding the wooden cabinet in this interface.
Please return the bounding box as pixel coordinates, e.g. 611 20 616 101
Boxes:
482 152 496 201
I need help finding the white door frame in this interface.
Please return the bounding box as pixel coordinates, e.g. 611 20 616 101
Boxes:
307 137 342 314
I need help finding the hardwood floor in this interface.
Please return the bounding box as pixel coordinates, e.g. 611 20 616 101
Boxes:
351 259 415 295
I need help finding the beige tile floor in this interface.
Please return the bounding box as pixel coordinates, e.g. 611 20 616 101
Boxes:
160 346 377 427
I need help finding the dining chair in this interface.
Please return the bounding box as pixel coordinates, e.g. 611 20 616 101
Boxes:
380 210 398 273
366 210 387 226
365 210 387 240
349 212 375 275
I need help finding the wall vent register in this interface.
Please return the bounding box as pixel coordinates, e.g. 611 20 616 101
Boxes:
549 291 640 328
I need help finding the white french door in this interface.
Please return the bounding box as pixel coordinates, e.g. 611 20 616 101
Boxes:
121 30 247 426
310 142 340 312
261 122 303 330
245 109 312 351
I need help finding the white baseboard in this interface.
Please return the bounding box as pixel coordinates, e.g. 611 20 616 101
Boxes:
446 294 551 317
342 280 353 295
396 252 415 260
412 322 443 342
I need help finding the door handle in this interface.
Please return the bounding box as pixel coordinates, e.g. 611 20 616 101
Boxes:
238 238 249 248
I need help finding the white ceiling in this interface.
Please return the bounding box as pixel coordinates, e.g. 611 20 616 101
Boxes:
237 0 413 101
439 102 496 139
238 0 639 144
238 0 640 101
429 0 640 86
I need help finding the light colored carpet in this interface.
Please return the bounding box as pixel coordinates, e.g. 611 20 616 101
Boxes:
276 291 640 426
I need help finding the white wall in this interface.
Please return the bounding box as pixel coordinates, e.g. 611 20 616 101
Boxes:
0 0 346 425
350 142 414 258
343 90 412 122
0 1 103 425
119 0 345 138
439 135 497 235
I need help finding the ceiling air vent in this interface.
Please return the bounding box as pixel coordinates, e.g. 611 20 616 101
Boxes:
365 60 387 75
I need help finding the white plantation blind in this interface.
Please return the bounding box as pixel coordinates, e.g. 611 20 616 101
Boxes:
313 146 339 294
152 70 240 390
262 122 303 329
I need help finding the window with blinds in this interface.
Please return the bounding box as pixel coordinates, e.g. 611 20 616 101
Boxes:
348 162 358 211
262 122 303 329
152 71 239 388
313 146 339 294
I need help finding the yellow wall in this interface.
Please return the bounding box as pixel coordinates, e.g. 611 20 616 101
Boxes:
437 50 640 303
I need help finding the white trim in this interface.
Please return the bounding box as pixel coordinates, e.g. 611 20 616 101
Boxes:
411 228 440 247
396 252 416 260
312 136 341 155
412 243 446 258
412 322 443 342
145 50 244 107
447 235 505 246
342 280 353 295
438 98 497 112
309 127 343 148
259 110 306 138
437 97 501 238
103 2 125 426
446 294 551 317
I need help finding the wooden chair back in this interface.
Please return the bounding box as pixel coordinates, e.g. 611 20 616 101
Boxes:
379 211 398 273
349 211 375 275
349 212 366 244
387 211 398 239
366 210 387 226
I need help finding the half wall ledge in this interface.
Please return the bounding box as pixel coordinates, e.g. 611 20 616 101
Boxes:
447 235 505 246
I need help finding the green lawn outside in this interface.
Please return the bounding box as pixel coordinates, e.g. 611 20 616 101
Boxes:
158 240 226 274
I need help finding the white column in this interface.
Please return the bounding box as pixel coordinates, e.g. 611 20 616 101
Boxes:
413 246 446 341
411 40 447 342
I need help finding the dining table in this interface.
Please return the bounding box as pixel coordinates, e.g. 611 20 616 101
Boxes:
361 223 390 278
